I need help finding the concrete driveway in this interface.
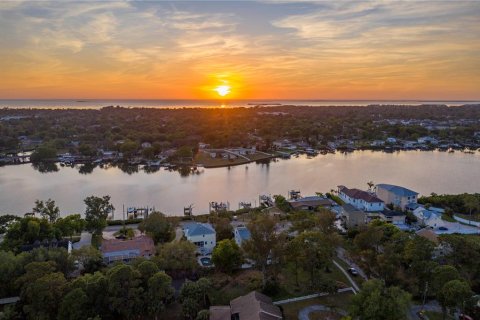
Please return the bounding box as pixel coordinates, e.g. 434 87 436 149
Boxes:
72 232 92 250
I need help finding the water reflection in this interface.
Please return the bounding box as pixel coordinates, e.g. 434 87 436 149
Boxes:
31 162 58 173
2 151 478 216
78 163 96 175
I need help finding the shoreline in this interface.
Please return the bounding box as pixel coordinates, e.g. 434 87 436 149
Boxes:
1 147 478 170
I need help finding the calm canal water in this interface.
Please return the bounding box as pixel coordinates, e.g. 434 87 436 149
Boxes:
1 150 479 217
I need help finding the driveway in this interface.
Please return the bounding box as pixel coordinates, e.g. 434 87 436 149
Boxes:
434 222 479 235
332 260 360 293
298 305 347 320
336 247 368 280
72 232 92 250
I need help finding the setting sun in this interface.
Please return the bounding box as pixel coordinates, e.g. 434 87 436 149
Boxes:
214 85 231 97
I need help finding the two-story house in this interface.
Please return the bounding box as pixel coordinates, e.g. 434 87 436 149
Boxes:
375 184 418 210
183 222 216 254
338 185 384 212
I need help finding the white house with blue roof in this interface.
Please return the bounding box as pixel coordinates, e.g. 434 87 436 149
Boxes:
234 226 251 248
376 184 418 210
183 222 216 254
413 206 445 228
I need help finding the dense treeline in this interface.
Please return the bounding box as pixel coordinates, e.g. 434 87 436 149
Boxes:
419 193 480 216
345 221 479 318
1 105 479 154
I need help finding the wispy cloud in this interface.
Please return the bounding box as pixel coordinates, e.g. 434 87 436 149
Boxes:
0 1 479 99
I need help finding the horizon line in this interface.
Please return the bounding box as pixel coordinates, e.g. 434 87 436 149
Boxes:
1 98 479 102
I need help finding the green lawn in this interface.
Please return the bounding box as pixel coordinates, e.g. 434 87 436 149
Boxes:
281 292 353 320
333 257 365 287
272 262 351 300
442 213 456 222
455 213 480 222
206 262 352 306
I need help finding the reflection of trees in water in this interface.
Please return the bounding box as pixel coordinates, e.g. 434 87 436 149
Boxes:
118 163 139 175
177 166 203 177
143 165 161 174
78 163 96 175
32 162 59 173
256 158 272 165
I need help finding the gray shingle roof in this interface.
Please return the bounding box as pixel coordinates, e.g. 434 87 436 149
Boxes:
376 184 418 197
184 222 216 237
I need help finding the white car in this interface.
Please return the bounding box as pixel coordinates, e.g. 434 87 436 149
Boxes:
348 268 359 276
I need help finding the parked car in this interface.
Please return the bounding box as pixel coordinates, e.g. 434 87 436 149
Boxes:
348 268 359 276
439 226 449 231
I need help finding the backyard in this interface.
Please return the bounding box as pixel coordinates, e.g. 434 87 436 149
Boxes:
281 292 354 320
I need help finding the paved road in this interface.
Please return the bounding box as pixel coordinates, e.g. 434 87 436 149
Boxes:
332 260 360 293
336 247 368 280
72 232 92 250
298 305 348 320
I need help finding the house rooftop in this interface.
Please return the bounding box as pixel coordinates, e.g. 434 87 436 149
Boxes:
210 291 282 320
184 222 216 237
288 196 334 209
406 203 422 211
376 184 418 197
235 226 251 241
416 228 439 244
338 186 384 203
101 235 155 256
230 291 282 320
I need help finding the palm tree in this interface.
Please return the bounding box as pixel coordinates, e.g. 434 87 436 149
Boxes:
367 181 375 191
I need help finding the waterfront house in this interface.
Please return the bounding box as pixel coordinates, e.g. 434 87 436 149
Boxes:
101 235 155 264
183 222 216 254
413 207 445 228
375 184 418 210
338 186 384 212
370 140 385 147
234 226 251 248
342 204 366 228
287 196 335 211
386 137 397 144
209 291 282 320
418 136 439 145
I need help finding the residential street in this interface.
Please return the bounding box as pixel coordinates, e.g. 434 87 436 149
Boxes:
336 247 368 280
332 260 360 293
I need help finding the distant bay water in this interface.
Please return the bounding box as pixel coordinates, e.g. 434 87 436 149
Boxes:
0 151 479 217
1 99 479 109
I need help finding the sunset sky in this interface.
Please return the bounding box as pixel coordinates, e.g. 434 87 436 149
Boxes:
1 1 479 100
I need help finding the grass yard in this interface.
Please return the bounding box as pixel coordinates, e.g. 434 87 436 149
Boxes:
195 151 273 168
281 292 353 320
455 213 480 222
270 262 351 301
206 262 352 307
333 257 365 287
